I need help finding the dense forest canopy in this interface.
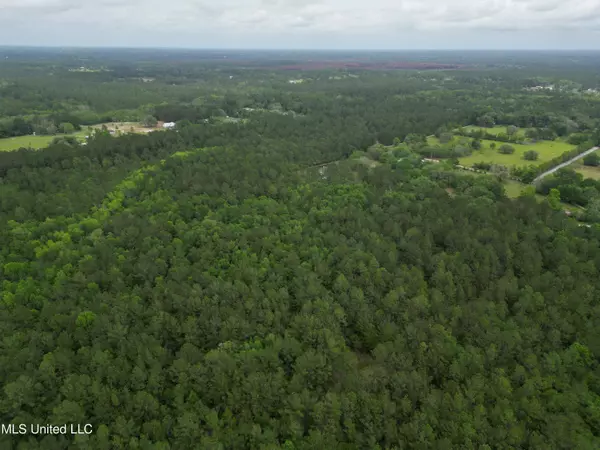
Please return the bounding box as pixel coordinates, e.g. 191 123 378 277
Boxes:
0 49 599 449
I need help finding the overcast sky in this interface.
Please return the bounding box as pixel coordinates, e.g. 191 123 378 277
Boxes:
1 0 600 49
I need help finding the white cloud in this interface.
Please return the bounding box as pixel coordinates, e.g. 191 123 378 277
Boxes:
1 0 600 47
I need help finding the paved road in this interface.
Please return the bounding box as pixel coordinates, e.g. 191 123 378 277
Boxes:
532 146 599 184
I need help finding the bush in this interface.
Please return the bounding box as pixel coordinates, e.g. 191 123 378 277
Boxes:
143 115 158 127
473 162 492 171
523 150 539 161
498 144 515 154
453 145 472 157
511 165 540 183
59 122 75 134
583 153 600 167
51 136 79 147
393 147 412 158
507 125 518 136
568 133 590 146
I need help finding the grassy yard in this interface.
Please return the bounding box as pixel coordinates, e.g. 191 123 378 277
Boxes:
427 135 575 167
0 131 87 151
459 139 573 167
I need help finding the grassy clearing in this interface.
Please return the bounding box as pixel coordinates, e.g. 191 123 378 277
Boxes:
457 139 573 167
427 135 574 167
574 165 600 180
460 125 531 138
0 131 87 152
503 180 526 198
0 122 158 152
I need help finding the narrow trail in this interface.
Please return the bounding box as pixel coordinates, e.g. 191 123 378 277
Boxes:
533 146 599 184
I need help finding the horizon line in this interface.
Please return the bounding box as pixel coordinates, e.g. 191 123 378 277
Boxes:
1 45 600 52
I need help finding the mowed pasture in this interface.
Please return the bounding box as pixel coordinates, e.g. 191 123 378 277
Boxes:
459 139 574 167
427 135 574 167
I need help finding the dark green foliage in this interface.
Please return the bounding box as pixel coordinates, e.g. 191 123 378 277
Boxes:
142 115 158 128
1 50 600 450
512 165 541 183
498 144 516 154
51 135 80 147
568 133 591 145
473 162 492 171
538 168 600 207
523 149 539 160
584 153 600 167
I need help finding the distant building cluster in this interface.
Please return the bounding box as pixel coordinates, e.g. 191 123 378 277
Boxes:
525 85 555 92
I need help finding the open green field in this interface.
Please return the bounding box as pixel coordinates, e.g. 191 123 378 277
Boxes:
460 125 531 138
0 131 87 152
427 135 575 167
460 139 574 167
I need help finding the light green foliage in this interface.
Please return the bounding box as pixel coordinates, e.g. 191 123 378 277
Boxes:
548 188 562 210
59 122 75 134
76 311 96 328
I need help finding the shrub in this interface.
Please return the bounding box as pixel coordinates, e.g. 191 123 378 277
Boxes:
523 150 539 161
507 125 518 136
568 133 590 145
452 145 472 157
59 122 75 134
473 162 492 171
498 144 515 154
583 153 600 167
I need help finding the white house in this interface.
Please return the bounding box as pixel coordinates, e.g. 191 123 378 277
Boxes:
163 122 176 129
